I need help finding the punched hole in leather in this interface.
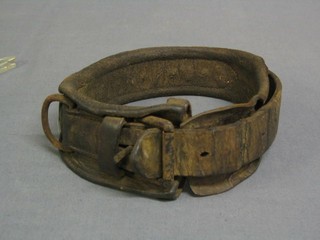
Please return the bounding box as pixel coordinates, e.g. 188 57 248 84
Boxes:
43 47 281 200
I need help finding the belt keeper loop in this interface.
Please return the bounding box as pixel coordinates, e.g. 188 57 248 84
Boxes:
139 115 176 181
162 132 175 180
98 116 126 178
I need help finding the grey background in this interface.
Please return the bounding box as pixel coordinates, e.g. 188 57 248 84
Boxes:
1 1 319 239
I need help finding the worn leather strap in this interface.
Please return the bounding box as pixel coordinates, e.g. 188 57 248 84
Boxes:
42 47 281 199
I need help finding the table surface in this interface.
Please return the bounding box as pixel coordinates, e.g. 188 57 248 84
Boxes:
1 1 319 239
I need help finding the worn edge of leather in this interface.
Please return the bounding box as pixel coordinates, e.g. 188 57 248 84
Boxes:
58 47 269 118
59 151 183 200
188 159 261 196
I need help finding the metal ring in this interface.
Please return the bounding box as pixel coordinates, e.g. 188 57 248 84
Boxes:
41 94 74 152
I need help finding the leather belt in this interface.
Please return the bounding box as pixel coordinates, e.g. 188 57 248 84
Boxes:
41 47 282 200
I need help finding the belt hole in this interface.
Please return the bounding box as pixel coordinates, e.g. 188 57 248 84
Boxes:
200 151 209 157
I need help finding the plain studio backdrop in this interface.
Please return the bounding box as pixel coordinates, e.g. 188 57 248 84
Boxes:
0 1 319 239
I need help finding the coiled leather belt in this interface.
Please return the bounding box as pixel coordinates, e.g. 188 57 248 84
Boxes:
41 47 281 199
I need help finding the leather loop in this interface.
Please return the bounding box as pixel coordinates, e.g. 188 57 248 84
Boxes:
98 116 126 178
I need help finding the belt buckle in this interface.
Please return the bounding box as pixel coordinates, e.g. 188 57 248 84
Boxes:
43 95 189 199
93 98 191 199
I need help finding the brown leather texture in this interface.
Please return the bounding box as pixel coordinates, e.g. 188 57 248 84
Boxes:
41 47 282 200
